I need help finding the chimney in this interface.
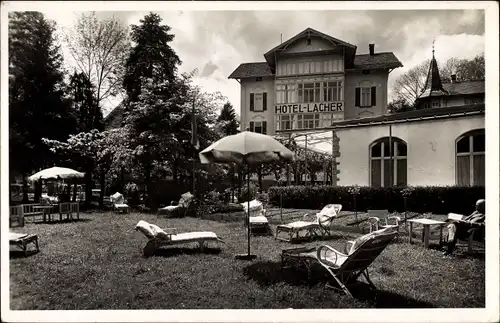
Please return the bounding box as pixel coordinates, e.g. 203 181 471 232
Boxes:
369 43 375 55
451 74 457 83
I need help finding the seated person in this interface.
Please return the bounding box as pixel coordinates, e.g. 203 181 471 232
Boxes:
444 199 485 256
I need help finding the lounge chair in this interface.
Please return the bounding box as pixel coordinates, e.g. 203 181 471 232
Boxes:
158 192 194 217
275 204 342 242
281 228 397 297
135 220 224 257
110 192 130 213
241 199 271 233
9 232 39 256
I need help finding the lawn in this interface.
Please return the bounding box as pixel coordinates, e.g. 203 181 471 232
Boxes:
9 209 485 310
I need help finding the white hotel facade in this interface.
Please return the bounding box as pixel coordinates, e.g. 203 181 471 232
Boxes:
228 28 485 188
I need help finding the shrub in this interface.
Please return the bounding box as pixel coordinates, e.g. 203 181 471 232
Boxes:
124 182 141 207
268 185 485 214
238 182 259 202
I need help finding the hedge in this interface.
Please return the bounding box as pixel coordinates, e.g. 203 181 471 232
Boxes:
268 185 485 215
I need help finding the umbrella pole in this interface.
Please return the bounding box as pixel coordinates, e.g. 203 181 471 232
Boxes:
235 162 256 261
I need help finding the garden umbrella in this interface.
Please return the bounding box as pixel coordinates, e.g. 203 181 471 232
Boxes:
199 131 294 260
28 167 85 181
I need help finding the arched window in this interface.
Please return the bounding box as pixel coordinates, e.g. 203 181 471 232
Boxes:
370 137 407 187
456 129 485 186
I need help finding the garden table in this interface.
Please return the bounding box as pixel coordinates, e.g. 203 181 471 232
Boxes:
33 205 57 223
408 218 446 249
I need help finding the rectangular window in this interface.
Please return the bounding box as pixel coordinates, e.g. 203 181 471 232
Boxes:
371 160 382 187
252 92 265 112
322 81 343 101
315 61 322 73
297 114 320 129
356 87 376 107
457 155 470 186
252 121 267 134
298 63 304 74
473 154 485 186
276 115 292 131
396 159 407 186
361 87 371 107
304 62 310 74
298 83 321 103
276 84 296 104
432 100 441 107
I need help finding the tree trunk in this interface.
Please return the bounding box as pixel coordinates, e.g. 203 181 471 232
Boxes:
257 166 263 191
22 172 29 203
84 164 93 208
73 181 77 202
99 170 106 207
34 180 42 202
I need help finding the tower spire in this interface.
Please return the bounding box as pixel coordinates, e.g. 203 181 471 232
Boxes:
421 40 448 97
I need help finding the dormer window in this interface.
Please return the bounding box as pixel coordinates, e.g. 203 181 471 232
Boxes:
306 38 312 46
362 70 371 75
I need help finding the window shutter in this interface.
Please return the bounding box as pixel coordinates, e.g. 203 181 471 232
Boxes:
371 86 377 106
263 92 267 111
249 121 255 132
262 121 267 134
250 93 254 111
355 88 360 107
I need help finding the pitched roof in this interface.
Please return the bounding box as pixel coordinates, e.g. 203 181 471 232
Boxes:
275 104 484 133
420 80 485 98
420 52 448 97
228 62 274 79
347 52 403 70
263 27 357 67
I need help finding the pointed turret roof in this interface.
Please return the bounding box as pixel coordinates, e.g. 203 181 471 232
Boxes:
420 42 449 98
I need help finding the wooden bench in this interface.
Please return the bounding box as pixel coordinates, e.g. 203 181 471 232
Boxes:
21 204 44 222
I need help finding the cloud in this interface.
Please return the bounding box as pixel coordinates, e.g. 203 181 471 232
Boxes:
40 9 485 116
200 61 219 78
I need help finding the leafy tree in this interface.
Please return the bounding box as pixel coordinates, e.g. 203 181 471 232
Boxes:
391 59 430 106
440 53 484 82
216 102 239 136
64 12 129 110
68 71 103 132
387 97 414 114
123 12 181 102
9 11 73 201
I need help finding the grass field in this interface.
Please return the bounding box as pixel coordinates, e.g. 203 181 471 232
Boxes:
9 209 485 310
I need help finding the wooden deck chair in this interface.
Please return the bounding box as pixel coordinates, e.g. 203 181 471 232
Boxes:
110 192 130 213
9 232 39 256
316 230 398 297
135 220 224 257
366 209 401 233
158 192 194 217
275 204 342 242
59 202 80 221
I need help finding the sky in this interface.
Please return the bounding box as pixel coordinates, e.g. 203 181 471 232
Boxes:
38 7 485 117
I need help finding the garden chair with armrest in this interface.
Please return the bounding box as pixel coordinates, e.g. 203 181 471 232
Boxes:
281 228 397 297
447 213 485 253
366 209 401 233
110 192 130 213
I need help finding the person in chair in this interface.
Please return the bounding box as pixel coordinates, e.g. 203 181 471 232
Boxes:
444 199 485 256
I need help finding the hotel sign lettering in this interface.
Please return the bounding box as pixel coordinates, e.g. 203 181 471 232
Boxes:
274 102 343 114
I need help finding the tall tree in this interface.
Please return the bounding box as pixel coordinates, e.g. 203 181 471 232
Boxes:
64 12 129 111
440 53 485 82
123 12 181 102
391 59 430 106
216 102 239 136
9 11 72 201
68 71 103 132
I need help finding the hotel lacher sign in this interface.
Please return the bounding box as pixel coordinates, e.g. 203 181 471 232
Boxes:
274 102 344 114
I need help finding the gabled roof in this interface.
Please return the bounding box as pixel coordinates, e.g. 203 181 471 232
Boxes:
419 80 485 98
347 52 403 70
228 62 274 79
263 27 357 67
